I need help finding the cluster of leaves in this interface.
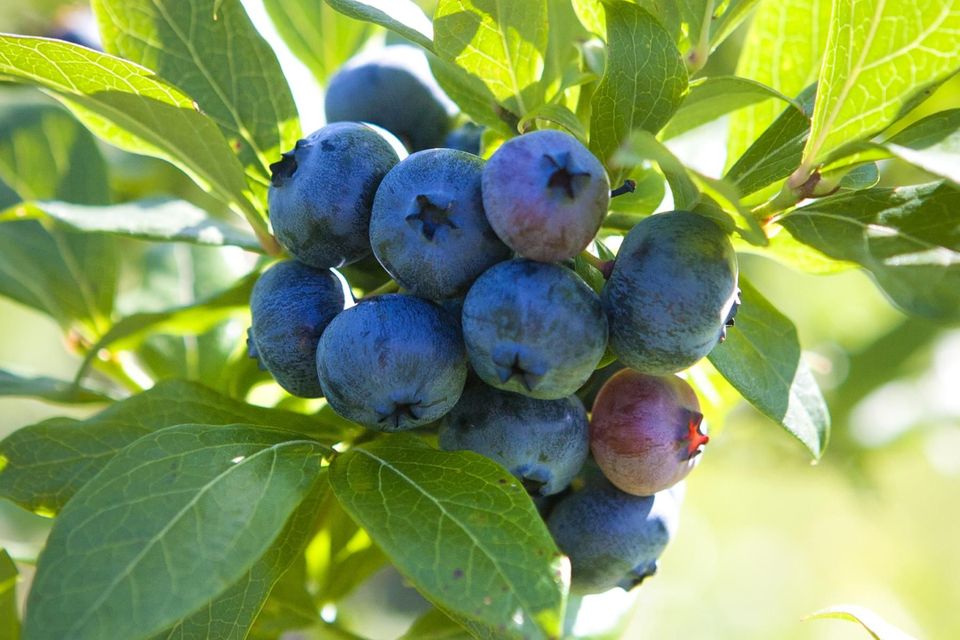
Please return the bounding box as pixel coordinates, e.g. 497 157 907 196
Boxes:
0 0 957 638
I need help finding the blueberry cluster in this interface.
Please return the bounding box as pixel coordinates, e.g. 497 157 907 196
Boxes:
247 46 740 595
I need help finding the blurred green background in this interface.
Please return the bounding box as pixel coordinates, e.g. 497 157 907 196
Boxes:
1 2 958 639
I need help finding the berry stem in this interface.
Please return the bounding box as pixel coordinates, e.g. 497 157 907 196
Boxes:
363 279 400 298
579 250 615 279
610 179 637 198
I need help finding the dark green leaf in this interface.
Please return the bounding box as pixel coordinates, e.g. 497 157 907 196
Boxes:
781 181 960 321
401 608 472 640
613 130 698 210
92 0 299 211
805 605 917 640
153 479 327 640
0 35 260 235
329 436 567 640
0 549 18 640
0 368 113 404
662 76 795 140
23 423 328 640
589 1 687 168
264 0 377 86
836 163 880 191
708 278 830 459
724 84 817 199
323 0 435 52
0 380 351 515
434 0 548 119
4 199 261 251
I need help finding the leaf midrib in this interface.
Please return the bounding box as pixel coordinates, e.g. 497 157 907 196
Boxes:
63 438 317 637
351 446 548 634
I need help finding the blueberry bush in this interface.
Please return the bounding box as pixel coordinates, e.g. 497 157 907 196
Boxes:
0 0 958 638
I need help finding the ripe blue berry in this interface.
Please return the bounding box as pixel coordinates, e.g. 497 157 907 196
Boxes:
482 130 610 262
602 211 739 374
462 259 608 399
370 149 511 300
315 294 467 431
268 122 400 269
248 260 348 397
439 381 589 496
325 45 455 152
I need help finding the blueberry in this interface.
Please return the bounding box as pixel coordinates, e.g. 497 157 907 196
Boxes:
438 380 589 496
482 130 610 262
602 211 739 374
248 260 348 398
547 475 683 595
268 122 400 269
462 259 608 399
315 294 467 431
325 45 456 152
370 149 512 300
590 370 707 496
444 122 483 155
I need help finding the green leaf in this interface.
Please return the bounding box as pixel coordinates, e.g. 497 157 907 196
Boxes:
75 269 257 383
0 100 116 334
434 0 548 119
662 76 796 140
309 488 387 604
724 84 817 199
0 549 18 640
0 380 351 515
603 164 666 230
589 1 687 170
884 108 960 186
247 558 320 640
805 605 918 640
23 423 328 640
92 0 299 212
613 130 699 210
329 435 567 640
0 368 113 404
781 181 960 321
429 56 515 135
401 608 472 640
571 0 605 37
708 277 830 459
802 0 960 171
153 479 326 640
689 171 767 244
323 0 435 52
0 35 259 236
727 0 832 168
0 221 117 334
264 0 377 86
4 199 261 251
0 100 109 205
709 0 763 49
518 103 587 141
744 230 857 275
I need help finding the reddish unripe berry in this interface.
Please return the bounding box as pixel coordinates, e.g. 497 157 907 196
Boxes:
590 370 707 496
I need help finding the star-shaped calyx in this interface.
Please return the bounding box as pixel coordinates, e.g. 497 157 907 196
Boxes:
683 411 709 459
542 151 592 200
405 194 458 241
